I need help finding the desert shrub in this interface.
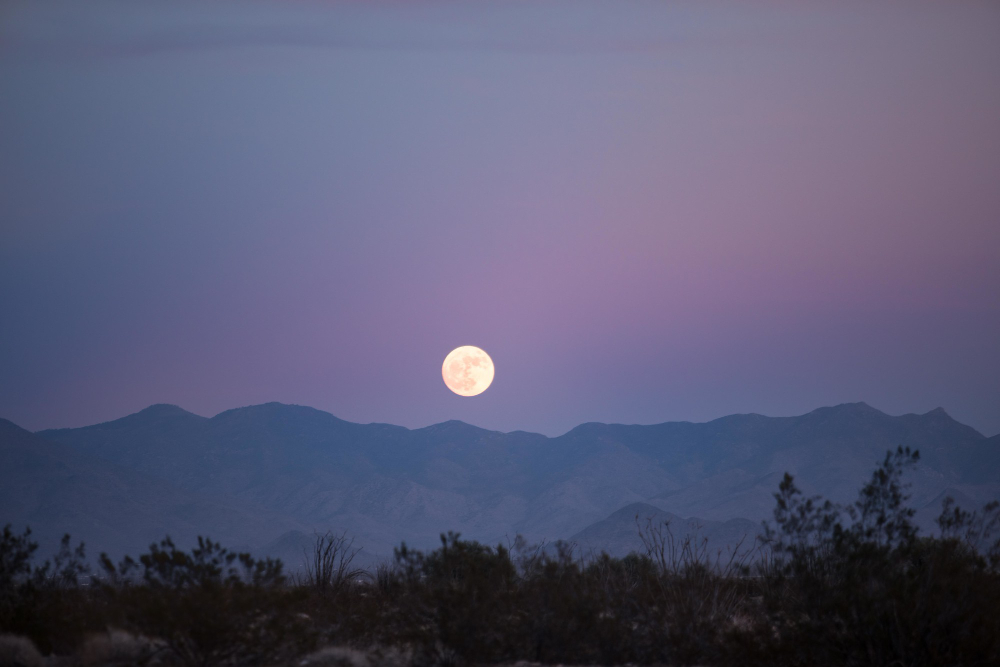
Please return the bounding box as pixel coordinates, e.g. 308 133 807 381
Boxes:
100 536 314 667
0 528 98 655
76 628 164 666
0 526 36 633
296 645 372 667
740 446 1000 666
389 532 518 666
295 644 411 667
378 531 754 666
512 541 603 664
372 562 399 599
634 517 760 665
0 634 44 667
302 531 365 598
938 496 1000 569
0 527 36 592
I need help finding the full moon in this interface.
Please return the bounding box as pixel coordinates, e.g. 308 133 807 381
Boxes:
442 346 495 397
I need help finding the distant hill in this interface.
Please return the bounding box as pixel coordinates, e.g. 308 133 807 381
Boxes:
0 417 303 559
0 401 994 562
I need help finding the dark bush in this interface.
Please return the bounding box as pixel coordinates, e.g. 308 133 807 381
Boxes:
744 446 1000 666
0 527 96 655
99 537 314 667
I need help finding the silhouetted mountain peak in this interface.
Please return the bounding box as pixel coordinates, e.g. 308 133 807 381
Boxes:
38 403 207 435
210 402 347 425
609 502 670 520
0 417 32 438
563 421 615 437
214 401 296 418
507 429 550 439
416 420 493 437
136 403 203 419
816 401 884 416
911 406 984 440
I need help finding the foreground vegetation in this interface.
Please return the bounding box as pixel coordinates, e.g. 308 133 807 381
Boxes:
2 447 998 667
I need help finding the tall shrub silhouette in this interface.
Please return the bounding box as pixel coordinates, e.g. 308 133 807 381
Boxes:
302 530 363 597
747 446 1000 666
0 526 92 654
100 537 313 667
390 532 518 666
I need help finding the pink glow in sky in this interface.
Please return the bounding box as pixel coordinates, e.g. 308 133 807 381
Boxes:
1 0 998 435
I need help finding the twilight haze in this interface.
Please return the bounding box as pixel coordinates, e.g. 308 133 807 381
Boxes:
0 0 998 436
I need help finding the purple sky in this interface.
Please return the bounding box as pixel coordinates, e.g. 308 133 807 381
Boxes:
1 0 998 436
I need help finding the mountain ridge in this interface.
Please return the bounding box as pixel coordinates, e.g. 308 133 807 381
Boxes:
4 401 996 561
36 400 981 441
0 417 303 559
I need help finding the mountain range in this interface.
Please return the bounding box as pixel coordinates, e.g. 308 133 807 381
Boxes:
1 402 997 567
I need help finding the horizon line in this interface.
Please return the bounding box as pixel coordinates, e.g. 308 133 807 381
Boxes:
19 399 983 440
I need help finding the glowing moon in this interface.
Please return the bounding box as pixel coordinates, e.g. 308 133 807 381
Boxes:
442 346 495 397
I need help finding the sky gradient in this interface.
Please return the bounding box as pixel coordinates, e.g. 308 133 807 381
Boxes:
1 0 998 436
